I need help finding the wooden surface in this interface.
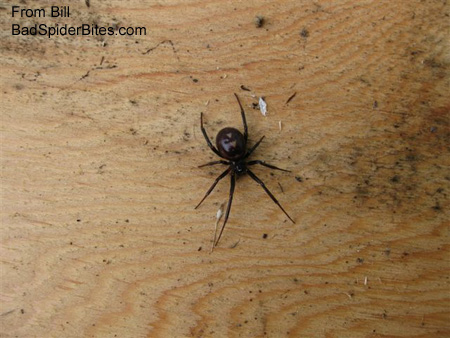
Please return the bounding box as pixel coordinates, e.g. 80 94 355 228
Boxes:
1 0 449 337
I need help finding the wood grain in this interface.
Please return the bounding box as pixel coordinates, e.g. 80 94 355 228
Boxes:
1 0 449 337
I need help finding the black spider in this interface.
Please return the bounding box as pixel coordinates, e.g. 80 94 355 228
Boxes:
196 93 295 247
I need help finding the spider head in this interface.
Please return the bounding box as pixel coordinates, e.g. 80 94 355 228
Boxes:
233 161 247 175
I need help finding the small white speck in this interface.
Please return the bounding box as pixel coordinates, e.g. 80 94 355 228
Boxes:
212 202 225 252
259 97 267 116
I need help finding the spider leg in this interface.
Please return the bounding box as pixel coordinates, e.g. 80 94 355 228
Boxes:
211 202 225 252
246 160 290 172
245 135 265 158
214 171 236 247
195 167 231 209
247 169 295 223
234 93 248 143
198 160 230 168
200 112 224 158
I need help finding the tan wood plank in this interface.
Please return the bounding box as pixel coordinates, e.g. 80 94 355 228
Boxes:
1 0 449 337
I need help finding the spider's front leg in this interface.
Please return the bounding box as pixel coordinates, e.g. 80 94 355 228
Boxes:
195 167 231 209
214 171 236 247
247 169 295 224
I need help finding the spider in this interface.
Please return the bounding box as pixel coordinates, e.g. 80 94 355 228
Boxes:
196 93 295 247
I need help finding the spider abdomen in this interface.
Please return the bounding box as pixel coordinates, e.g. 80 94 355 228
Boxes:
216 127 246 160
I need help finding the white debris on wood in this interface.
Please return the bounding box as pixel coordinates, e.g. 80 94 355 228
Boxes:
216 205 223 220
211 202 225 252
259 97 267 116
343 292 353 299
364 276 368 285
279 120 282 131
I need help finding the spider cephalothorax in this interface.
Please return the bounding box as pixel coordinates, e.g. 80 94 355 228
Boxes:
196 93 295 247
